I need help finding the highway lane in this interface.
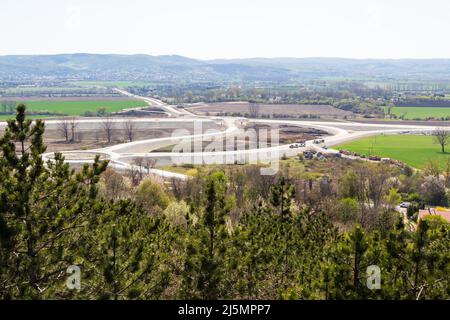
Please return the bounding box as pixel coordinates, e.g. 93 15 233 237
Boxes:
114 88 186 117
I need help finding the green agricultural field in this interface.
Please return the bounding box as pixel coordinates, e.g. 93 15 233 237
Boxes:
0 99 146 118
336 134 450 169
384 106 450 120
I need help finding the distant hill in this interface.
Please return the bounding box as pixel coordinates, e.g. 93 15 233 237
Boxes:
1 53 450 83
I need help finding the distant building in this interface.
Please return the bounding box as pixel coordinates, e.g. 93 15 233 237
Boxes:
418 208 450 224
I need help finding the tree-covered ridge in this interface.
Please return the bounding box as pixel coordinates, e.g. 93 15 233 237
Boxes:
2 54 450 82
0 106 449 299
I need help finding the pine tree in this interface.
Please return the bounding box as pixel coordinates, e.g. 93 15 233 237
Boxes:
270 177 295 218
329 225 370 299
181 172 234 299
228 203 274 299
0 104 108 298
76 200 170 299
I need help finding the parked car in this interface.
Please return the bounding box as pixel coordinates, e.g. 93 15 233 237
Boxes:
399 202 411 208
314 139 325 144
303 151 314 160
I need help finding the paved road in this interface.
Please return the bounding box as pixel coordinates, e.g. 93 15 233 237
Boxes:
114 88 187 117
40 90 450 180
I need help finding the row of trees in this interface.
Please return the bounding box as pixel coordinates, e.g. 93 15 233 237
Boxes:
0 101 16 114
0 105 448 299
131 85 390 116
57 118 136 144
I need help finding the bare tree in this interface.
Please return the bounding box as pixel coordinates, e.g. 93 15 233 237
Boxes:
123 120 135 142
127 166 143 186
102 116 114 143
58 118 78 143
129 157 145 185
69 117 78 142
128 157 157 183
433 128 449 153
143 158 157 174
133 157 144 169
101 169 129 200
170 178 183 200
57 119 70 143
248 101 260 118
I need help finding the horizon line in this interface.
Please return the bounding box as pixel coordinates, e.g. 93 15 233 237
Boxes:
1 52 450 61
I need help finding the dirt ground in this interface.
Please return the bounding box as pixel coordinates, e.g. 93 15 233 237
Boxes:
0 121 222 154
185 102 354 118
245 123 327 144
43 128 191 153
45 123 221 153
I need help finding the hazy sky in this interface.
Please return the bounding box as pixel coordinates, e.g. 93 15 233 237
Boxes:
1 0 449 59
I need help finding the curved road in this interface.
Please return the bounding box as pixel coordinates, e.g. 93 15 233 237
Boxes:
41 90 450 180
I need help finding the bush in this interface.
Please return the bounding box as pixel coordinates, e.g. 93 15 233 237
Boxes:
135 178 171 214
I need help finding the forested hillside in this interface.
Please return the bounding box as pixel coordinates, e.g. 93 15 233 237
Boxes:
2 54 450 82
0 106 449 300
